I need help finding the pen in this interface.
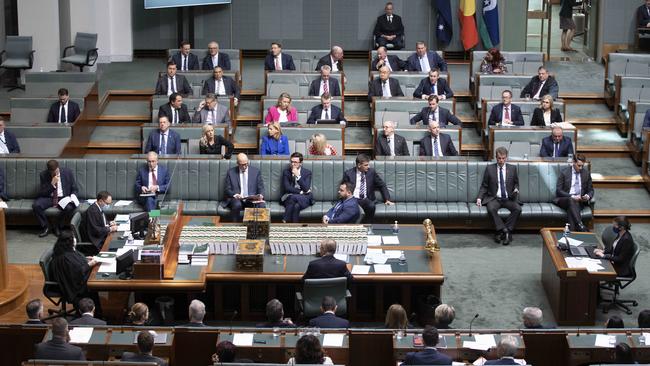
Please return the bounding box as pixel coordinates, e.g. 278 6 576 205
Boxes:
254 340 267 344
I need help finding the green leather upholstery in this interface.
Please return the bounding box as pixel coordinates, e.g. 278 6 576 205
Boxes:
475 74 534 109
369 50 443 63
10 97 84 122
391 127 461 156
490 127 577 159
617 76 650 129
369 71 448 97
6 124 72 156
471 51 543 84
159 70 240 91
261 97 343 124
373 97 455 128
280 50 333 72
141 124 227 154
482 100 566 128
266 72 341 98
606 53 650 97
165 48 242 72
24 71 95 98
258 125 344 156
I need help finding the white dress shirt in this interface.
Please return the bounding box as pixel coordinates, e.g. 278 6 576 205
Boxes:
496 164 508 198
320 108 331 120
428 108 440 123
206 108 216 124
352 169 364 198
167 76 176 96
239 169 249 196
278 108 288 122
569 167 582 195
419 55 431 73
214 79 225 95
330 56 339 72
543 111 551 126
0 132 8 154
275 53 283 70
533 80 547 99
181 54 188 70
318 79 328 96
386 134 395 156
56 173 64 198
95 202 108 226
382 80 392 97
212 54 219 67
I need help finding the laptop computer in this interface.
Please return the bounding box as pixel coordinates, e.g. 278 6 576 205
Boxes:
569 245 598 259
314 119 339 124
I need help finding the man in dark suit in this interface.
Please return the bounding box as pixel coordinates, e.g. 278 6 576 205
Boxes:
309 296 350 328
638 0 650 27
202 41 231 70
419 120 458 157
540 126 574 158
342 154 392 222
488 90 524 126
484 335 520 365
70 298 106 326
303 239 353 282
642 108 650 130
375 120 409 156
158 93 191 124
477 147 522 245
32 159 78 237
315 46 344 72
307 93 346 124
410 95 461 126
282 152 314 223
258 299 296 328
308 65 342 97
223 153 265 222
373 2 405 49
0 167 7 202
553 154 593 232
0 118 20 153
25 299 45 325
368 66 404 102
84 191 117 251
406 41 447 72
179 299 207 327
520 66 559 100
402 326 452 365
170 41 199 71
323 182 360 224
144 116 182 155
594 216 636 277
122 330 167 366
34 318 85 360
264 42 296 71
413 68 453 99
135 152 171 212
155 61 192 97
192 93 231 126
47 88 81 123
371 46 404 71
201 66 240 106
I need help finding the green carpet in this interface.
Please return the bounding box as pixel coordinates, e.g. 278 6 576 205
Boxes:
578 128 627 146
589 157 641 176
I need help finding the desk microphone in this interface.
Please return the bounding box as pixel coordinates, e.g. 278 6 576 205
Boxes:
624 58 630 77
229 310 238 335
638 84 645 102
469 313 479 336
157 147 181 210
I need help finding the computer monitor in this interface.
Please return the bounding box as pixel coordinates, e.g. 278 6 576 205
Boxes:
130 212 149 239
116 249 135 280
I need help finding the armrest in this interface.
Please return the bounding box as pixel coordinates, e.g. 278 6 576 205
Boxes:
85 48 99 66
345 290 351 298
62 45 75 58
28 50 35 68
0 50 6 62
75 241 99 256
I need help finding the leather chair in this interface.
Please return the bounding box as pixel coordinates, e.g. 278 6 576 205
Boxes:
70 211 99 256
0 36 35 90
373 33 405 50
599 231 641 314
296 277 351 318
61 32 99 71
38 248 76 319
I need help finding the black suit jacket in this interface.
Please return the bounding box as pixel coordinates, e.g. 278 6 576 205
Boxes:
375 133 409 156
303 255 353 283
307 104 345 124
47 101 81 123
154 74 193 96
403 348 453 365
38 167 78 199
1 130 20 153
282 166 313 204
0 167 7 201
530 108 563 126
413 77 453 99
201 53 231 70
342 167 390 202
554 166 594 201
158 103 191 124
85 203 110 250
540 136 574 157
69 313 107 326
170 52 199 70
371 55 404 71
603 231 636 278
264 53 296 71
409 106 460 126
368 78 404 102
520 75 559 99
418 133 457 157
487 103 525 126
122 351 167 366
201 76 240 98
35 337 85 361
638 5 650 27
308 76 341 97
374 13 404 37
309 313 350 328
478 163 520 205
315 54 343 72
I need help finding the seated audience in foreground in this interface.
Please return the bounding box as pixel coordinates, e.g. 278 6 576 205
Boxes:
520 66 558 100
482 335 522 365
265 92 298 125
70 297 106 326
287 334 333 365
309 296 350 328
47 88 81 123
307 93 346 125
413 68 453 100
25 299 45 325
192 93 231 126
375 120 409 156
127 302 150 326
434 304 455 329
199 123 234 158
410 95 460 126
264 42 296 71
606 315 625 328
303 239 353 282
261 122 290 156
615 342 636 364
639 309 650 327
180 299 206 327
34 317 85 361
419 120 458 157
540 126 574 158
368 66 404 102
212 340 253 363
322 182 360 224
480 48 508 74
385 304 411 330
309 133 337 156
401 326 452 365
158 92 191 124
522 307 544 329
531 95 563 126
0 118 20 153
258 298 295 328
308 65 341 97
121 330 167 366
487 90 524 126
170 41 199 71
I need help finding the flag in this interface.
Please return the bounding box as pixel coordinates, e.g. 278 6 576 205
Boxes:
477 8 493 49
458 0 479 51
482 0 500 46
435 0 453 46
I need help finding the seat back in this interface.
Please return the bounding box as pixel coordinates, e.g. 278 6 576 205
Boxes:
476 74 534 109
482 100 566 128
4 36 33 60
373 97 455 128
265 72 342 98
73 32 98 55
630 101 650 141
281 50 332 72
261 97 343 124
302 277 348 317
369 71 448 97
489 127 577 159
471 51 544 78
24 71 96 97
39 248 55 284
70 211 83 242
10 97 84 123
166 48 241 72
617 76 650 112
607 53 650 83
627 241 641 281
601 225 617 249
392 127 461 157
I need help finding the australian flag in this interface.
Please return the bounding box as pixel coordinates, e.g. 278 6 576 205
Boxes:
435 0 453 46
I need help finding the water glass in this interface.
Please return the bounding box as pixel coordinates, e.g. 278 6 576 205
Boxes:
396 330 404 340
273 327 280 337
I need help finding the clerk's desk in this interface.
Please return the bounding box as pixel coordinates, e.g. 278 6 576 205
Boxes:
567 330 650 366
88 215 444 322
540 228 617 326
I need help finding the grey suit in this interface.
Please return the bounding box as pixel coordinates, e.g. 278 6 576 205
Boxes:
192 104 231 126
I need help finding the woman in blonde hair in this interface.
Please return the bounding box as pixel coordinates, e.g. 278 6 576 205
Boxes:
260 122 290 156
265 92 298 124
384 304 410 329
531 94 563 126
199 123 234 159
308 133 337 156
127 302 149 326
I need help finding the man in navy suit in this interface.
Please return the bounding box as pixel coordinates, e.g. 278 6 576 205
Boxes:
121 331 167 366
642 108 650 129
308 65 342 97
154 61 192 97
540 126 574 158
201 66 240 106
639 0 650 27
413 68 453 99
373 2 405 49
368 66 404 102
309 296 350 328
315 46 344 72
520 66 559 100
307 93 346 124
323 182 360 224
144 116 182 155
484 335 521 365
158 93 191 124
135 152 171 212
202 41 231 70
25 299 45 325
0 118 20 153
33 159 78 237
303 239 353 282
419 120 458 157
170 41 199 71
487 90 524 126
410 95 461 126
406 41 447 72
375 120 410 156
222 153 266 222
371 46 404 71
342 154 392 222
281 152 314 223
34 318 85 361
553 154 593 232
264 42 296 71
84 191 118 251
402 326 452 365
47 88 81 123
0 167 6 203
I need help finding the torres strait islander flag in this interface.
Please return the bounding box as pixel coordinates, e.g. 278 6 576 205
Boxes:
458 0 479 51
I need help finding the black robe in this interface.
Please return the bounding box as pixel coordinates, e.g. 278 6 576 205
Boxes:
51 250 92 303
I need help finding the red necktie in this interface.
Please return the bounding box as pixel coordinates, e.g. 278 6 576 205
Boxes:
275 57 281 71
505 106 510 120
151 170 158 186
323 80 329 94
52 183 59 206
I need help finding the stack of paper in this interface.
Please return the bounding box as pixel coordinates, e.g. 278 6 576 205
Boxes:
463 334 496 351
114 200 133 207
69 327 93 343
565 257 605 272
382 236 400 245
94 252 117 273
232 333 254 346
322 333 345 347
178 243 196 264
351 265 370 275
594 334 616 348
367 235 382 246
373 264 392 274
191 244 209 266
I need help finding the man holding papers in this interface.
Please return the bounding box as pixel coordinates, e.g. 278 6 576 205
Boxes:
223 153 265 222
303 239 353 283
32 159 79 237
135 152 170 212
323 182 360 224
85 191 118 251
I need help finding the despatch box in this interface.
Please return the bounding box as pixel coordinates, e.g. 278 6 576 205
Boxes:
235 239 265 271
243 208 270 239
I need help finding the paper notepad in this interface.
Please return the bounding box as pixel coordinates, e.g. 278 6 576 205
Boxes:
367 235 382 246
334 254 348 262
322 333 345 347
117 223 131 232
382 236 400 245
373 264 392 274
232 333 254 346
68 327 93 343
114 214 130 222
114 200 133 206
564 237 584 247
594 334 616 348
351 265 370 275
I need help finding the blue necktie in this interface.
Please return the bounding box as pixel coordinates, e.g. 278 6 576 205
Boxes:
499 167 507 199
160 133 167 154
60 104 66 123
332 201 342 219
554 143 559 157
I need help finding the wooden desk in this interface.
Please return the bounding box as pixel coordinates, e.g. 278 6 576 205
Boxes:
567 331 650 366
540 228 617 326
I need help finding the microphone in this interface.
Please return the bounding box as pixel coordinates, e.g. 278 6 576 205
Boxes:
624 58 630 76
229 310 238 335
638 84 645 102
469 313 479 336
157 149 181 210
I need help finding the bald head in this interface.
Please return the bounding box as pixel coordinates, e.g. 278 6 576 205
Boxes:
237 153 249 172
